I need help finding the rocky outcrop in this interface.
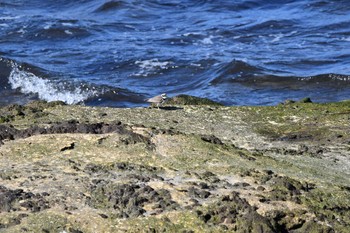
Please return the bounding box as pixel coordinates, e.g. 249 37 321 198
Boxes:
0 98 349 232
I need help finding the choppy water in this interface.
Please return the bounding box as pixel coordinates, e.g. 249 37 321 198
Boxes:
1 0 350 107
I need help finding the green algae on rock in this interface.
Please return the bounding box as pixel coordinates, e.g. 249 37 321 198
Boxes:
166 94 223 106
0 98 349 232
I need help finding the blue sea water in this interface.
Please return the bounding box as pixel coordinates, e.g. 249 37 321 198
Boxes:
0 0 349 107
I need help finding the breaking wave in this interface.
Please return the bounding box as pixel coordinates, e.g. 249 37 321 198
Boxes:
8 63 96 105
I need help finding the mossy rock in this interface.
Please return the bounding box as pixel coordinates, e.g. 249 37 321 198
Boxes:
0 115 11 123
299 97 312 103
25 100 66 110
167 94 223 106
197 192 277 232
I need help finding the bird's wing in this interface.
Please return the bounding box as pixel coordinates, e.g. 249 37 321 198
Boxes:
146 95 161 103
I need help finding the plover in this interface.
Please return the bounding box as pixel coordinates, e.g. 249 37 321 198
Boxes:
146 93 167 108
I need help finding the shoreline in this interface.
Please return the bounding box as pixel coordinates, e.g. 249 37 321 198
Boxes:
0 96 349 232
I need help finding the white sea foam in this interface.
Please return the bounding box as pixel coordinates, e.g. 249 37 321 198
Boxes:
270 33 283 43
341 36 350 42
183 32 202 37
64 30 73 35
43 23 52 30
8 65 95 104
201 36 214 45
0 16 21 20
134 59 173 77
62 22 74 27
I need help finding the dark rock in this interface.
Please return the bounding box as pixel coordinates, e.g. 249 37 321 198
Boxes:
267 176 314 203
89 182 179 217
0 121 155 150
263 170 274 175
126 174 151 182
200 171 221 183
197 192 277 232
60 142 75 152
280 133 313 142
188 187 211 199
198 182 209 189
299 97 313 103
0 185 49 213
237 151 256 161
0 125 18 142
200 135 223 145
232 182 250 188
69 229 84 233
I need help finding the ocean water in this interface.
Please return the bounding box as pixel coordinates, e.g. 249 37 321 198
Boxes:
0 0 349 107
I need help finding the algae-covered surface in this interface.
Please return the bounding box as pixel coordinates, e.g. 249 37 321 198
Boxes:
0 97 349 232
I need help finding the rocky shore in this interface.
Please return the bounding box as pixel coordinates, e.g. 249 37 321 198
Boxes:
0 96 349 232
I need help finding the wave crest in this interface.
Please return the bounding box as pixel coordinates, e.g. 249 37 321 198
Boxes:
8 63 96 105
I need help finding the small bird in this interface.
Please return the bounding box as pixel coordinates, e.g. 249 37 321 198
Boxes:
146 93 167 108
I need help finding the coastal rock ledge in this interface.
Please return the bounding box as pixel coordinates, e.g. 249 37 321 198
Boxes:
0 98 349 232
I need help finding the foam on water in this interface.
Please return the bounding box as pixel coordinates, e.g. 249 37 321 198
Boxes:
134 59 174 77
1 0 350 106
8 64 95 105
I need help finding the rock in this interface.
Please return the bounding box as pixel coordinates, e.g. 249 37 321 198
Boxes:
188 187 211 199
89 182 179 217
0 101 349 232
0 185 49 213
200 135 223 145
166 94 223 106
197 192 277 232
299 97 312 103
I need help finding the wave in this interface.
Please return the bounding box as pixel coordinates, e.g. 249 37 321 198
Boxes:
94 1 125 13
0 58 147 107
210 60 262 85
8 63 96 105
210 60 350 88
